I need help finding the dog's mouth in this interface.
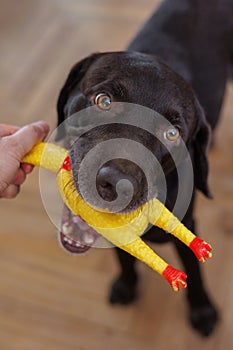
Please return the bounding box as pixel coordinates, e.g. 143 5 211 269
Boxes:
58 205 101 254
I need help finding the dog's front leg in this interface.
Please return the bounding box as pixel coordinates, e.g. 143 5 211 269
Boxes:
109 247 138 305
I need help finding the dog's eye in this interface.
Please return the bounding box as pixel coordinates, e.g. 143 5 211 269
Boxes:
164 127 180 141
95 93 111 110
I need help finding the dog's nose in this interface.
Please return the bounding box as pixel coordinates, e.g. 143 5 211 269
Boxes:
96 166 139 202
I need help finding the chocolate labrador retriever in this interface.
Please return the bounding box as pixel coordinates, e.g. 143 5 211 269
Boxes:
56 0 233 336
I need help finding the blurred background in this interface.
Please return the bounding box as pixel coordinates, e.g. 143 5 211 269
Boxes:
0 0 232 349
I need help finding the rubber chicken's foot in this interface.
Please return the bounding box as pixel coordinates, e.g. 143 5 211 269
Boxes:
162 265 187 292
189 237 212 263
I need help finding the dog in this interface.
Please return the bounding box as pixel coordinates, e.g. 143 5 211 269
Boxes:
56 0 233 336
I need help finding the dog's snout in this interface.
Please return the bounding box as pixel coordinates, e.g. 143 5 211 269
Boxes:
96 166 139 202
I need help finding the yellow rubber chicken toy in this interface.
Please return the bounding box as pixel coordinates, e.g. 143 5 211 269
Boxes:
22 142 212 291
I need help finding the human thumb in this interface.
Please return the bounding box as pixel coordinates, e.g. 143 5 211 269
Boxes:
9 121 50 160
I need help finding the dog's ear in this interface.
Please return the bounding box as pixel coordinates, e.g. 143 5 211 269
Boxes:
192 99 212 198
56 53 102 140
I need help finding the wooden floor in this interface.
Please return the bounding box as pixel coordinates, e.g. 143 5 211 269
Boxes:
0 1 232 349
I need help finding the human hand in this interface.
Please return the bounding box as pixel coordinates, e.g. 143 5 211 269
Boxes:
0 121 49 198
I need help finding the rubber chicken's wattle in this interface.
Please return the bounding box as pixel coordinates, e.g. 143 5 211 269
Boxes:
22 142 212 291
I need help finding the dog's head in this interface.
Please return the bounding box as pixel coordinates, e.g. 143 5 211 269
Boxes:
56 52 211 216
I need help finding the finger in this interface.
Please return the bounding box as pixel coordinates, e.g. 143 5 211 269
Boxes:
0 124 19 137
7 121 50 160
21 163 34 174
0 184 20 199
13 168 27 185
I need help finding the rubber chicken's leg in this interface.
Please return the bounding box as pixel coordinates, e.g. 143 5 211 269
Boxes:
148 200 212 263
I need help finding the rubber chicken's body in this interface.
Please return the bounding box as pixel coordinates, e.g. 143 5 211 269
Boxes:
22 142 212 291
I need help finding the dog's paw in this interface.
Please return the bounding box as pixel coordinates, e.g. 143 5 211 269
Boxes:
109 276 138 305
189 304 219 336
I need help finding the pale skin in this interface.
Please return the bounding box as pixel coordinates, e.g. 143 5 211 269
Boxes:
0 121 49 198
